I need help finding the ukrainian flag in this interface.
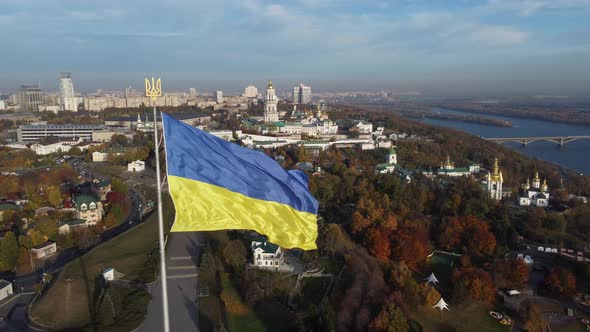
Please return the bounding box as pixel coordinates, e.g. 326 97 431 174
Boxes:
162 113 319 250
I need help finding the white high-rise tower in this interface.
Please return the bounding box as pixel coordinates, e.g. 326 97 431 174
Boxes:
59 72 78 112
264 81 279 122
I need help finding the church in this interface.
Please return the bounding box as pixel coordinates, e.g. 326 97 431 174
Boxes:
487 158 504 200
518 172 550 207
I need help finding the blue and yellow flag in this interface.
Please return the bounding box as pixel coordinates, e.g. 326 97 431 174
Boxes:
162 113 319 250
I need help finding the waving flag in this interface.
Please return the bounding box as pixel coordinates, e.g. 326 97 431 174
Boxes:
162 113 318 250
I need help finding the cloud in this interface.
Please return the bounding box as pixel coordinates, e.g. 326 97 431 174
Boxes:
486 0 590 15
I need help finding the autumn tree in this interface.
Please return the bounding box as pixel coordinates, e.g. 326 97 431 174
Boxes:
494 258 530 289
451 266 496 304
368 303 408 332
439 215 496 257
222 240 247 269
520 301 547 332
544 267 576 297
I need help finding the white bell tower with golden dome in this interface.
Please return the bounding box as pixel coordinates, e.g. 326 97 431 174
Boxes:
487 157 504 200
264 80 279 123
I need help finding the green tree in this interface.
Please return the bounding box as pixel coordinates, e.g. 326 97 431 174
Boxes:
0 232 20 271
46 185 62 207
112 178 128 194
68 146 82 156
222 240 247 269
111 134 128 146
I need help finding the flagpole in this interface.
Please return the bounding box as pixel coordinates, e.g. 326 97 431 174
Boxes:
147 77 170 332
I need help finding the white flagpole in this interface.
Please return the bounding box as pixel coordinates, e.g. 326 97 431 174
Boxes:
153 104 171 332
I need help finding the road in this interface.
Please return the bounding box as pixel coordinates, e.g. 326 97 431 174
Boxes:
139 231 203 332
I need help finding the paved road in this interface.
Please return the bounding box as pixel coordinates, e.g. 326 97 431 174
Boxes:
139 231 203 332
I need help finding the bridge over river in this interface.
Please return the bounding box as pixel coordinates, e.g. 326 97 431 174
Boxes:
485 136 590 146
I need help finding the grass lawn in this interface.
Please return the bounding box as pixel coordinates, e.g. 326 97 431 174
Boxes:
412 302 511 332
29 195 171 330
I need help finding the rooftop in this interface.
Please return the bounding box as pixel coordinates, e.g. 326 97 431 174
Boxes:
75 194 100 209
32 240 55 250
252 241 279 254
58 219 87 227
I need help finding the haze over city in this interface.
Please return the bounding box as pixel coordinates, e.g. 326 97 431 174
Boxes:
2 0 590 96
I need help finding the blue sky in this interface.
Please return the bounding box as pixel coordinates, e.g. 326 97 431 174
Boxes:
1 0 590 96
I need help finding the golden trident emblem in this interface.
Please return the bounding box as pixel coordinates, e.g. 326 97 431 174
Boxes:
145 77 162 102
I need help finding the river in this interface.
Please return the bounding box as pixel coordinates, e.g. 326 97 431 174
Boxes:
422 107 590 175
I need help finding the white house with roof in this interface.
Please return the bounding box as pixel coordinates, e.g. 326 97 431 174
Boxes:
352 120 373 134
58 219 89 234
31 241 57 259
251 240 289 271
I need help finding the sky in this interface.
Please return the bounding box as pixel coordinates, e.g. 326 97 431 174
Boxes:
1 0 590 96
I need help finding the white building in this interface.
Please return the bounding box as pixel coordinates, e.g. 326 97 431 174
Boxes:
29 137 96 155
0 280 13 302
215 91 224 104
0 100 5 110
251 240 286 271
487 158 504 200
519 172 550 207
58 219 89 234
208 130 242 141
263 81 279 123
292 83 312 104
31 241 57 259
353 120 373 134
243 85 258 98
436 156 471 177
128 160 145 172
17 124 107 142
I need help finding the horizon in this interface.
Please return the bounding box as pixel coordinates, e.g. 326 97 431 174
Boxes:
2 0 590 97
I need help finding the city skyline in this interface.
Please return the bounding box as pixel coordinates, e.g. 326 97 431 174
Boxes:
1 0 590 96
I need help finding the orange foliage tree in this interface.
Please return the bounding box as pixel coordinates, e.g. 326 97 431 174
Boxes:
440 215 496 257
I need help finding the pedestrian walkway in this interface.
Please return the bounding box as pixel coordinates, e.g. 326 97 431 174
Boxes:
139 232 204 332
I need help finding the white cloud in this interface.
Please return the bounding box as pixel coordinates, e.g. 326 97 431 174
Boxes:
486 0 590 15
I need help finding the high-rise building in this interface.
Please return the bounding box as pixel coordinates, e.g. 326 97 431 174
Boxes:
59 72 76 112
263 81 279 123
243 85 258 98
215 91 224 103
189 88 197 99
292 83 312 104
17 85 42 112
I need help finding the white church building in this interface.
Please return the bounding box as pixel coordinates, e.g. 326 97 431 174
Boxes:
263 81 279 123
519 172 550 207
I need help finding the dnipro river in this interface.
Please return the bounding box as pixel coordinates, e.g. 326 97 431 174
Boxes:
421 107 590 175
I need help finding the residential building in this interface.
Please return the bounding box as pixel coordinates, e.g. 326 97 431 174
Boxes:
243 85 258 98
519 172 550 207
208 130 242 141
189 88 197 99
263 81 279 123
58 219 88 234
74 193 104 224
17 85 42 112
487 158 504 200
94 179 112 201
215 91 224 103
292 83 312 104
31 241 57 259
0 100 5 110
251 240 286 271
128 160 145 172
0 280 13 302
17 124 107 142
